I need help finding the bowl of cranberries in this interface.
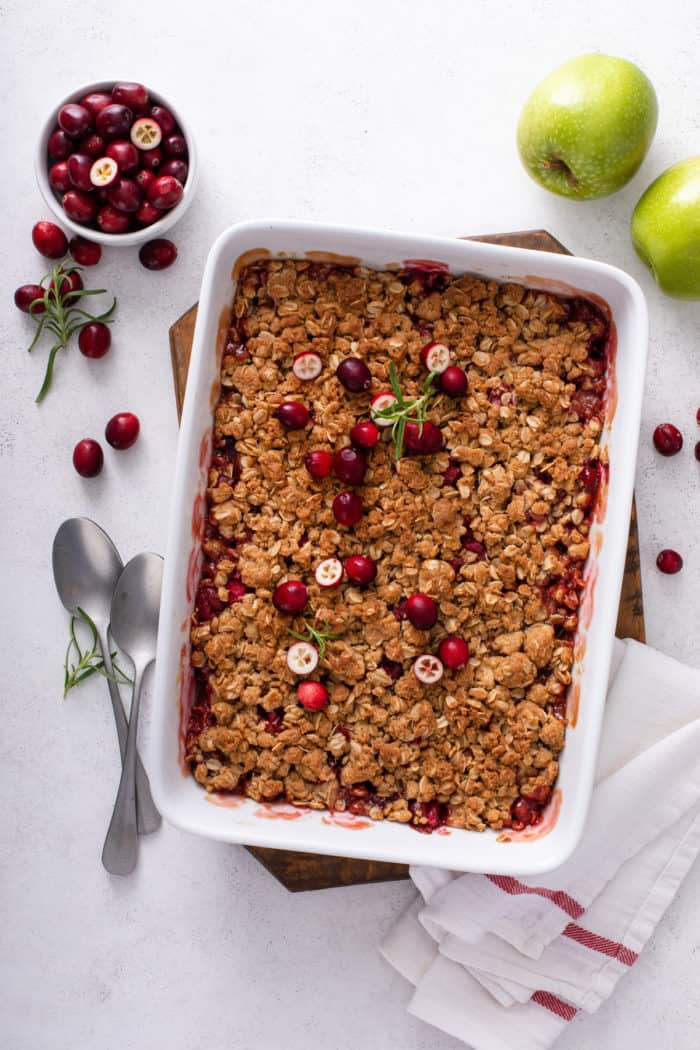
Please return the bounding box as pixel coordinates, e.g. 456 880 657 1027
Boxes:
35 80 197 246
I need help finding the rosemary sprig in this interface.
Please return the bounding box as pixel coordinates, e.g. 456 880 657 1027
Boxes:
288 619 338 661
373 362 439 459
63 607 133 699
25 262 116 402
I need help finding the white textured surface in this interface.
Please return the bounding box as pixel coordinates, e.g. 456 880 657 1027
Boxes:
1 2 699 1048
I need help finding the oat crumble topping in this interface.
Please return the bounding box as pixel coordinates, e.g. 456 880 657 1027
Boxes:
185 259 610 833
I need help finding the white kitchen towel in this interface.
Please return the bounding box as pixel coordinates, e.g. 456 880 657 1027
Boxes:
381 639 700 1050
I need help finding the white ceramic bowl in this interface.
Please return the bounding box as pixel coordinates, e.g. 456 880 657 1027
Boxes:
151 220 648 876
35 80 198 247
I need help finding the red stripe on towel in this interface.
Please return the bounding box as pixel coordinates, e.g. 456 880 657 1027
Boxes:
563 923 639 966
486 874 585 919
531 990 578 1021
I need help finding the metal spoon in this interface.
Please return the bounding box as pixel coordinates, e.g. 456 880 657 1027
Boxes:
52 518 160 835
102 552 163 876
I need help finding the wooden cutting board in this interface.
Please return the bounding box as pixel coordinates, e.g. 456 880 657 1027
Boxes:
169 229 645 892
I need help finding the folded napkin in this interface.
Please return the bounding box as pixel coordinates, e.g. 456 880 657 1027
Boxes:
381 639 700 1050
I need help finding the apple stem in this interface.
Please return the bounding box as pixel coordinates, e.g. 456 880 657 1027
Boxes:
542 157 578 187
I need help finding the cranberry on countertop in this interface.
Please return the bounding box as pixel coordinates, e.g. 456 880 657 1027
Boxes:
69 236 101 266
78 322 111 358
105 412 140 450
656 549 683 574
32 221 68 260
138 239 177 270
73 438 103 477
14 284 46 314
653 423 683 456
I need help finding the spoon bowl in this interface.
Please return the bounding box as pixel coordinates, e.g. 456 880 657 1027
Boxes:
52 517 123 625
110 553 164 669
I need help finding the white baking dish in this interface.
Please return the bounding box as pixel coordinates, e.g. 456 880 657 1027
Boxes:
151 219 647 876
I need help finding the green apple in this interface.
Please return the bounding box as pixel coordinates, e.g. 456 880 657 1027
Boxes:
517 54 658 199
631 157 700 299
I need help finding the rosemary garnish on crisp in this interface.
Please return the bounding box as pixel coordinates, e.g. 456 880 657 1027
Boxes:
288 619 338 661
25 262 116 402
373 362 439 459
63 607 132 698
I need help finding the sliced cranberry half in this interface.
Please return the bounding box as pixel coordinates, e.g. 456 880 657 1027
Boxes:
292 350 322 381
287 641 319 675
370 391 397 425
420 341 451 373
89 156 119 188
413 654 443 684
131 117 162 150
315 558 344 588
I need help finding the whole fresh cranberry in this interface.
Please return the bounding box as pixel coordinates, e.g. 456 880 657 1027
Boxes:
32 221 68 259
276 401 309 430
105 412 140 450
332 491 363 526
50 269 83 297
97 205 131 234
135 168 156 192
67 153 94 191
695 440 700 462
106 139 139 172
48 128 73 160
73 438 103 477
80 133 106 158
333 446 367 485
336 358 371 393
138 238 177 270
160 158 188 182
272 580 308 613
78 322 111 358
439 365 468 398
112 81 149 113
350 421 380 449
406 593 438 629
69 236 101 266
14 284 46 314
96 103 133 139
438 635 470 669
134 201 161 227
656 549 683 574
49 161 72 192
146 174 183 209
297 681 328 710
652 423 683 456
58 103 92 138
305 449 334 478
345 554 376 586
62 189 97 224
163 133 187 158
107 177 141 212
79 92 112 117
404 420 443 454
139 146 163 170
149 104 176 135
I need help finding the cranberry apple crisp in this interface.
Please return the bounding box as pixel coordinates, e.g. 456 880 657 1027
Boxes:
186 259 610 833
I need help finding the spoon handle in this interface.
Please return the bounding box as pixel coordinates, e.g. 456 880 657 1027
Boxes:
102 663 146 875
99 634 161 835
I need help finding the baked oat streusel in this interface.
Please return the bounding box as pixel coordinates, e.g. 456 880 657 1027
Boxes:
185 259 610 833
